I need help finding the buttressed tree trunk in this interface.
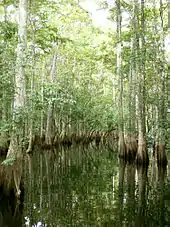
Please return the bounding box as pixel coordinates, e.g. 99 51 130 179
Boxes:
116 0 126 159
135 0 149 166
7 0 28 158
125 38 137 161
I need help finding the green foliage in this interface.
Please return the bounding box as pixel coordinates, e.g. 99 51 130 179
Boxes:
0 0 168 149
0 120 12 132
0 21 17 40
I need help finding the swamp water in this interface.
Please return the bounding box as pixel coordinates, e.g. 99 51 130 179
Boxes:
0 145 170 227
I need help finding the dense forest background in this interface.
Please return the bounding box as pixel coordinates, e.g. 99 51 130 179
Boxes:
0 0 169 165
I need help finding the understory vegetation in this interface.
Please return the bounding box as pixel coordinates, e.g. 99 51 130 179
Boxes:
0 0 169 165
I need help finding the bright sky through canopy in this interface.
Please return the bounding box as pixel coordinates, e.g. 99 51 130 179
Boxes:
79 0 169 53
79 0 115 30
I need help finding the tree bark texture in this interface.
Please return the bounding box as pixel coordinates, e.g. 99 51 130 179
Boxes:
7 0 28 158
116 0 126 158
135 0 149 166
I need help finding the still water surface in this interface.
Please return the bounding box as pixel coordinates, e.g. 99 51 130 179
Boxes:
0 145 170 226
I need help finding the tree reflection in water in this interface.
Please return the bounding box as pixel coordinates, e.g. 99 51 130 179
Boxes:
0 146 170 226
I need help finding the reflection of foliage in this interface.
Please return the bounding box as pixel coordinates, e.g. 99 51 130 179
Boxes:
23 146 170 226
23 146 118 226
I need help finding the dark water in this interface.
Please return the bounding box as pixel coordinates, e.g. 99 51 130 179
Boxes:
0 145 170 227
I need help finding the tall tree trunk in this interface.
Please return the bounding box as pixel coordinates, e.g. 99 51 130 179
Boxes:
136 0 149 166
27 0 36 153
45 47 58 145
7 0 28 158
116 0 126 158
152 0 160 156
156 0 167 166
125 37 137 161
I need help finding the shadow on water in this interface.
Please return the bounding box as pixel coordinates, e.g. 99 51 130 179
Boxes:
0 156 23 226
0 145 170 226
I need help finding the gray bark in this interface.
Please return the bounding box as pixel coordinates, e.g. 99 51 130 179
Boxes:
7 0 28 158
116 0 126 158
135 0 149 165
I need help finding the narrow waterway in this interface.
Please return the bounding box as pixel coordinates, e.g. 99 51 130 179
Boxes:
0 145 170 226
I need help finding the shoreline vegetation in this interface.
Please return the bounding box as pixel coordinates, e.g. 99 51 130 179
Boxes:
0 0 169 176
0 129 168 165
